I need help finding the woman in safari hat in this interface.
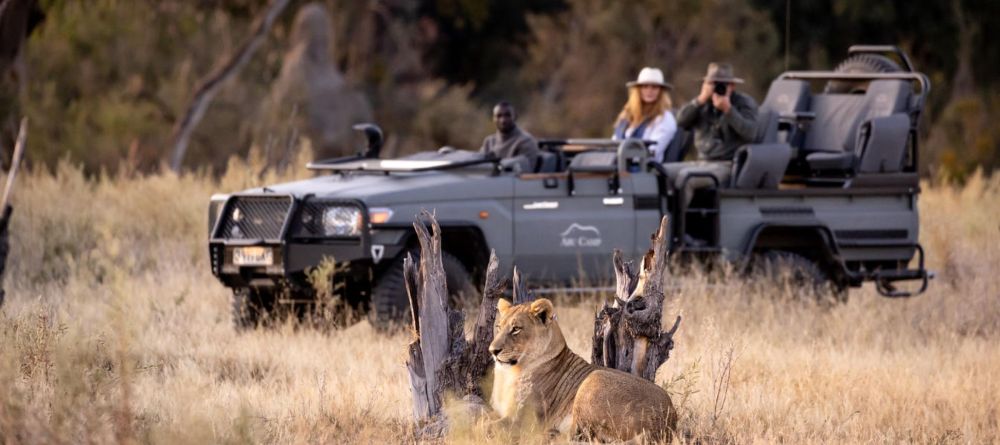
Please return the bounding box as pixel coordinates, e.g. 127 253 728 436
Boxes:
612 67 678 163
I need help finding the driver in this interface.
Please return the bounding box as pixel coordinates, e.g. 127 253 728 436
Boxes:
480 101 540 170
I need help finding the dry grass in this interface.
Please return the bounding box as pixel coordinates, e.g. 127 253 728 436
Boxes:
1 154 998 444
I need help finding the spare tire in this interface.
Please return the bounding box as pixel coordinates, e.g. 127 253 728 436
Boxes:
823 54 901 94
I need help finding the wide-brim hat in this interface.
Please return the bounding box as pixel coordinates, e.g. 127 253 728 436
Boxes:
626 67 673 90
702 62 744 84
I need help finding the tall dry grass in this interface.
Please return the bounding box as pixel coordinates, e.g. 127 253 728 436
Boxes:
1 155 998 444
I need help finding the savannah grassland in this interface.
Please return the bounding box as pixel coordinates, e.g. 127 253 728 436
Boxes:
1 155 998 444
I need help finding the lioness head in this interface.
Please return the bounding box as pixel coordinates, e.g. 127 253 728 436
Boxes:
489 298 565 369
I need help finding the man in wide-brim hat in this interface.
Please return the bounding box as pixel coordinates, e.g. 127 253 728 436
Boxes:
676 62 757 161
666 62 759 243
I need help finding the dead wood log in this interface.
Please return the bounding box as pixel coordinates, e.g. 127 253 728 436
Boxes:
593 215 682 381
405 210 505 428
168 0 291 171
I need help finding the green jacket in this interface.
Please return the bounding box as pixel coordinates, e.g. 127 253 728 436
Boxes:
676 91 758 161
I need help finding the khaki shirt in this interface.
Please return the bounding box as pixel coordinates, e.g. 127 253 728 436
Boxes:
676 91 758 161
480 126 540 165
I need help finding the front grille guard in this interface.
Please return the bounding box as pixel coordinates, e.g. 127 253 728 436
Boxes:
209 194 371 277
210 194 297 244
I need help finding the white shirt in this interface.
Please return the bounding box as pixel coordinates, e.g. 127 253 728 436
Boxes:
612 110 678 162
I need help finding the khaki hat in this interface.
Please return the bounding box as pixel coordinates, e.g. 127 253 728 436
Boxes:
626 67 673 90
702 62 744 84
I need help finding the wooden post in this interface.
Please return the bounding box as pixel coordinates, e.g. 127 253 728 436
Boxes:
593 215 682 381
405 210 505 430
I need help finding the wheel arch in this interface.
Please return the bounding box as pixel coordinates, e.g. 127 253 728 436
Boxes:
743 223 852 284
385 221 491 287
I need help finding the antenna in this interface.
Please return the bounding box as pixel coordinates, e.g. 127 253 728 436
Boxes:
784 0 791 71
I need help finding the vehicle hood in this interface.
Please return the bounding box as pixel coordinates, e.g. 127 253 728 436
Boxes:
238 171 511 204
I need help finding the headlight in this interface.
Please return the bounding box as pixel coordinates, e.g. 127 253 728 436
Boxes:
322 206 362 236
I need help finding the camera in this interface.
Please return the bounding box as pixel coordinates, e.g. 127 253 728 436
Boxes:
713 81 728 95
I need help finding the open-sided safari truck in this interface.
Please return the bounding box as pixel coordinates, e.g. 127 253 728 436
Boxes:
207 45 931 330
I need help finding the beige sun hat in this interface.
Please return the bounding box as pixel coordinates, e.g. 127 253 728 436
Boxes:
626 67 673 90
702 62 745 84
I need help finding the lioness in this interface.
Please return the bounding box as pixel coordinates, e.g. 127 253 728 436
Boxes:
489 298 677 442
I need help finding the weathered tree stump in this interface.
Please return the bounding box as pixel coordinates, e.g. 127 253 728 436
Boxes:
405 211 681 438
404 210 504 428
592 215 682 381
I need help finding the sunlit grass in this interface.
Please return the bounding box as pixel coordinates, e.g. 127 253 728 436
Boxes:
1 153 998 443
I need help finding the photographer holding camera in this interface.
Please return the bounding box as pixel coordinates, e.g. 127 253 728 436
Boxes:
664 63 758 243
676 62 758 163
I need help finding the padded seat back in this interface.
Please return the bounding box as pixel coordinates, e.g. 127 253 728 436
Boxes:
757 79 811 143
856 113 910 173
732 143 792 189
803 79 913 156
662 128 692 163
863 80 913 120
802 95 867 154
568 151 617 173
536 151 560 173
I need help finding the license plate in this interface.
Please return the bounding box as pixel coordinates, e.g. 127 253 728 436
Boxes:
233 246 273 266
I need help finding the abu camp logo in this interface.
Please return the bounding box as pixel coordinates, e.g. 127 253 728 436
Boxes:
560 223 602 248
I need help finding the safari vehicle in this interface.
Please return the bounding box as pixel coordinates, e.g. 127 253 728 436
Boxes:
208 45 931 329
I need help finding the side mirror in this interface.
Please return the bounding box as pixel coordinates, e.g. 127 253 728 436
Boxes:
353 123 384 159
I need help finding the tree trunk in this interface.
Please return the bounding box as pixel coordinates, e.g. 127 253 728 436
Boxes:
592 215 681 381
168 0 291 171
404 210 504 433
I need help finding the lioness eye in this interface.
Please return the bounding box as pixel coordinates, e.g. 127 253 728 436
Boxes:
510 327 521 336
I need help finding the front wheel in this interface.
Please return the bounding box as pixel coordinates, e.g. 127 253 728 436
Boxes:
369 250 477 332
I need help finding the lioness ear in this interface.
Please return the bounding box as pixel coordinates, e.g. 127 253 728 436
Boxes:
497 298 512 314
529 298 554 324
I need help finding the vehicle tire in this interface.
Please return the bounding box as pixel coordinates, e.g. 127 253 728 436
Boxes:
369 250 478 332
751 250 847 303
823 54 901 94
232 287 276 330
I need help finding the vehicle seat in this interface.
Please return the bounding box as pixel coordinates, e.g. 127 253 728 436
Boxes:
803 80 912 175
568 151 617 173
756 79 811 143
535 151 561 173
731 143 792 189
617 138 648 172
661 128 692 163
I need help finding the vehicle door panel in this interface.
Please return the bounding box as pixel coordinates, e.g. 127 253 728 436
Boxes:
513 172 635 284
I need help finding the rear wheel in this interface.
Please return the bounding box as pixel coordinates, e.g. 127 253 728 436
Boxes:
751 250 847 303
369 250 477 332
232 287 276 330
824 54 901 94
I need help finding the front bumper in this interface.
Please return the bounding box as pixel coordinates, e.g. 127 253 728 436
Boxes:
208 194 376 289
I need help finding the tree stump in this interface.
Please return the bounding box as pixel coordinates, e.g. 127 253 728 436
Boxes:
404 210 505 429
404 211 681 438
592 215 682 381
